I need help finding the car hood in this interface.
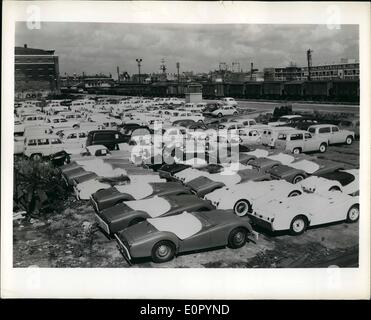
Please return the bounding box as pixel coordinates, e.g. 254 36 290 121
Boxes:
93 187 121 201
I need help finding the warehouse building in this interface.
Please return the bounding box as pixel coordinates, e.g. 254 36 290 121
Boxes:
15 44 60 99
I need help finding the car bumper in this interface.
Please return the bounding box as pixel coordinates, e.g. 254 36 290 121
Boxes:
247 214 274 232
114 233 132 263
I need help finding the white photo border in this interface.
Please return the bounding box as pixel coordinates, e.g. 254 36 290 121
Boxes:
1 1 370 299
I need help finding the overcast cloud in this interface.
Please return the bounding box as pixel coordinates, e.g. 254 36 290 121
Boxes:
15 22 359 78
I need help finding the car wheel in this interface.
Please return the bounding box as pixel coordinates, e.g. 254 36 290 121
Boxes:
218 113 223 118
73 124 79 129
128 217 145 226
319 143 327 153
293 148 301 155
290 215 308 235
31 153 42 161
151 240 176 263
233 199 251 217
288 190 301 197
293 175 305 184
346 204 359 223
345 136 353 145
228 227 247 249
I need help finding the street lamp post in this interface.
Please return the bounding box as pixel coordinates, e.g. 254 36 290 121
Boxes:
136 58 142 83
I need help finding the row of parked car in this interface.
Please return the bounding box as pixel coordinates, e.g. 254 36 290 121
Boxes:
55 135 359 264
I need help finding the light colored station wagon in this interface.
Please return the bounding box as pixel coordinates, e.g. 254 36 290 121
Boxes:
274 130 328 154
307 124 355 145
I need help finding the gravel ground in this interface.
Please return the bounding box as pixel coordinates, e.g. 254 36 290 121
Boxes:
13 139 359 268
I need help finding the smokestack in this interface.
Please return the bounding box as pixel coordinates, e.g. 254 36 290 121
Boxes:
24 44 27 48
117 66 120 83
250 62 253 81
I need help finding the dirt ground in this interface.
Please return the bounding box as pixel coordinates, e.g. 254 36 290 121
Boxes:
13 139 360 268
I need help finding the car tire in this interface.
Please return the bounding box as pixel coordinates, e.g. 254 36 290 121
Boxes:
290 215 308 235
31 153 42 161
293 148 301 155
345 136 353 145
217 113 223 118
73 124 79 129
346 204 359 223
319 143 327 153
151 240 176 263
293 175 305 184
288 190 301 197
233 199 251 217
228 227 247 249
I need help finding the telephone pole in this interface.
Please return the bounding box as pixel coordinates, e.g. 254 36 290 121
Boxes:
307 49 313 81
136 58 142 83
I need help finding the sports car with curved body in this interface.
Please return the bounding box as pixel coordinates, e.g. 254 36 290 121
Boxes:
94 194 215 235
249 191 359 235
74 174 165 200
268 158 344 184
183 153 296 197
115 210 253 263
204 180 303 216
298 169 359 196
91 181 191 211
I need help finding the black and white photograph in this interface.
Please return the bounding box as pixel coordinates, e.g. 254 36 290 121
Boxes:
1 1 370 299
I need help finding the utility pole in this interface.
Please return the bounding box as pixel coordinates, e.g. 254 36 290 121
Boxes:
307 49 313 81
117 66 120 84
176 62 180 96
136 58 142 83
250 62 253 81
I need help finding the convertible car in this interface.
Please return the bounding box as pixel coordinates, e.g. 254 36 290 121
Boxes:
90 181 191 211
268 158 344 184
298 169 359 196
74 174 165 200
249 191 359 235
94 194 215 235
204 180 303 216
114 209 253 263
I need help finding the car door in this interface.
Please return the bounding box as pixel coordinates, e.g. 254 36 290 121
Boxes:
303 132 317 151
331 126 344 144
37 138 50 156
50 137 63 154
318 126 332 143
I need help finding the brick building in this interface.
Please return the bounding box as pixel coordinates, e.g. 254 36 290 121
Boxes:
15 44 60 98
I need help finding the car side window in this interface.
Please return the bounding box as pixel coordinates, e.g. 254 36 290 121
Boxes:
278 133 286 140
319 127 331 133
28 139 37 146
332 126 339 132
51 138 62 144
305 133 312 139
290 133 303 141
67 133 78 139
37 138 49 145
79 132 87 138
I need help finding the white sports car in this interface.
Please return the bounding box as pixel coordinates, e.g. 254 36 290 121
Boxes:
74 174 165 200
204 180 303 216
249 191 359 235
298 169 359 196
174 163 252 184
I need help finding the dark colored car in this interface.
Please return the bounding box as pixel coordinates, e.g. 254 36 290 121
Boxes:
279 117 319 131
91 182 192 212
172 119 196 127
115 209 253 263
86 130 128 150
268 158 344 184
94 194 215 235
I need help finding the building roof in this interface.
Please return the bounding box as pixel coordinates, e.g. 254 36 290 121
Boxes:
15 46 55 55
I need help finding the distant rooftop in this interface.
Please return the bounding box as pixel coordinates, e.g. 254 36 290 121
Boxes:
15 44 55 55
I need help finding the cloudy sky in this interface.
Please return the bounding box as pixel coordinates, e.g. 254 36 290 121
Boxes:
15 22 358 78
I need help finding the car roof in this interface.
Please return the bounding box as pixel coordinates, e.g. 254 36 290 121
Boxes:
309 124 336 128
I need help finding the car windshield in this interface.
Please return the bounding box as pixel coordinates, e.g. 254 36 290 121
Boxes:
308 127 316 134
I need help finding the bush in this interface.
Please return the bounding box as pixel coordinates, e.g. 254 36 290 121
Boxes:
13 159 67 218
